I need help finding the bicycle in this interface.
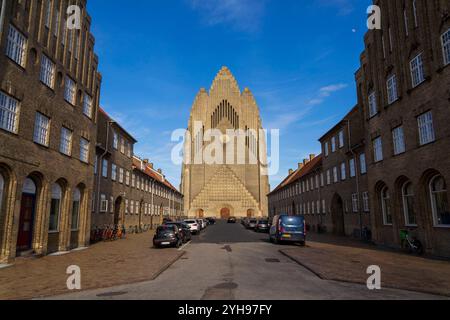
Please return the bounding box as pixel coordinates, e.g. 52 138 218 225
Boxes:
401 230 424 255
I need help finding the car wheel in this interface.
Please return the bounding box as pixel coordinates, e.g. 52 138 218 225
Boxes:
176 240 182 248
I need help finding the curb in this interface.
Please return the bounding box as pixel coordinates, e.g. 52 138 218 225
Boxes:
151 251 186 281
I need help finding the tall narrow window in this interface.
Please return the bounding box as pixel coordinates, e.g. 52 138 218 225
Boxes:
71 188 81 231
392 126 406 155
64 77 76 105
413 0 418 27
362 192 370 213
442 28 450 66
113 131 119 150
324 142 329 157
100 194 108 212
430 176 449 226
373 137 383 163
360 153 367 174
352 194 359 213
0 91 19 133
53 9 60 37
368 92 378 118
402 182 416 226
404 9 409 36
111 164 117 181
338 130 345 148
49 183 62 232
387 74 398 104
388 27 393 52
341 163 347 181
333 167 338 183
418 111 435 146
44 0 52 28
40 55 55 88
410 53 425 87
381 187 392 225
60 127 73 156
331 137 337 153
80 138 90 163
6 25 27 67
349 158 356 177
102 159 108 178
83 94 93 118
33 113 50 146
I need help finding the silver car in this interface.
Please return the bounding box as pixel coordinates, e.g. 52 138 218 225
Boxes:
184 219 200 235
247 219 258 229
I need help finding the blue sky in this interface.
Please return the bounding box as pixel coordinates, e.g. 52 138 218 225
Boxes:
87 0 372 190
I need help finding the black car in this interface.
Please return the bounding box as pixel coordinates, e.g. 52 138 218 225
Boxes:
206 217 216 225
255 219 270 233
165 222 192 243
153 225 183 248
227 217 237 223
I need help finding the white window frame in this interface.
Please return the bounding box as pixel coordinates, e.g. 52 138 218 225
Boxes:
324 142 329 157
64 76 76 105
442 28 450 66
111 164 117 181
113 132 119 150
392 126 406 155
387 74 398 105
360 153 367 174
429 175 450 227
352 193 359 213
0 91 20 134
410 53 425 88
381 187 393 226
33 112 50 146
333 167 338 183
83 94 93 118
402 182 417 227
80 138 90 163
349 158 356 178
6 24 27 67
102 159 108 178
418 111 435 146
100 194 108 213
59 127 73 156
40 55 55 88
338 130 344 148
341 163 346 181
368 92 378 118
362 192 370 213
373 137 383 163
331 137 337 153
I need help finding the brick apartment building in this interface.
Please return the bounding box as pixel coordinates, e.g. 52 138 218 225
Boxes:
0 0 102 263
356 0 450 257
93 108 184 233
269 0 450 257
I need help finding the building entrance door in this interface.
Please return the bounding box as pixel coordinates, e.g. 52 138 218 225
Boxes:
17 194 36 252
221 208 231 220
331 194 345 236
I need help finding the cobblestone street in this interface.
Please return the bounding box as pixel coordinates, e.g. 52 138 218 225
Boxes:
0 231 184 300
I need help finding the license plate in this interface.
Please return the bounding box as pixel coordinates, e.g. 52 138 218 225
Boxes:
282 234 292 238
161 242 170 245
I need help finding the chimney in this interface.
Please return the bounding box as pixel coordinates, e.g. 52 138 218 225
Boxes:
303 159 309 166
309 154 316 161
289 169 294 175
149 163 154 169
157 169 162 174
298 163 304 170
143 159 149 165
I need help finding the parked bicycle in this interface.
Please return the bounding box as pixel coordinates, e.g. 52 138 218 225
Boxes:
401 230 424 255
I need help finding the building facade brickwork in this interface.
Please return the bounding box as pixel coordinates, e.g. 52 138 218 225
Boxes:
0 0 101 263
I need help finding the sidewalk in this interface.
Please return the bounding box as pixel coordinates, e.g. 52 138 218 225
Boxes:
0 232 184 300
281 233 450 297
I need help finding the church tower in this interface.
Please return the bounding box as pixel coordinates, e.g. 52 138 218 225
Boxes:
181 67 269 219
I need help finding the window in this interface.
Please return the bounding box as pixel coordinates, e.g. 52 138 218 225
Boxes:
60 127 73 156
120 138 125 154
53 9 60 37
102 159 108 178
402 182 416 226
320 173 324 187
44 0 52 28
40 55 55 88
373 137 383 163
119 168 124 184
127 142 132 158
125 199 129 215
130 200 134 214
368 92 378 118
126 171 130 186
404 9 409 36
324 142 329 157
6 25 27 67
113 132 119 150
442 29 450 66
381 187 392 225
338 130 344 148
80 138 90 163
49 183 62 232
418 111 435 145
331 137 337 153
410 54 425 87
33 113 50 146
363 192 370 213
333 167 338 183
352 194 359 213
83 94 93 118
110 196 114 214
388 27 393 51
430 176 449 226
392 126 406 155
111 164 117 181
360 153 367 174
387 74 398 104
0 91 19 133
341 163 346 181
132 174 136 188
64 77 76 105
0 173 4 213
326 170 331 185
322 200 326 214
349 159 356 178
71 189 81 231
413 0 418 27
100 194 108 213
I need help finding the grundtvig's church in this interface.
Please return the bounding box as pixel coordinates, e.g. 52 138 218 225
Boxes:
181 67 269 219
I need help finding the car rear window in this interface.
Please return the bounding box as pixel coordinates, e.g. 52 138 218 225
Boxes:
280 216 304 226
185 220 196 224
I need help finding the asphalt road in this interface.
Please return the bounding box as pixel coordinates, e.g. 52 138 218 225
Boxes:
49 220 445 300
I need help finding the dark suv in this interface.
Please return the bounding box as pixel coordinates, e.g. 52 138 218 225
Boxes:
270 215 306 246
165 222 192 243
153 225 183 248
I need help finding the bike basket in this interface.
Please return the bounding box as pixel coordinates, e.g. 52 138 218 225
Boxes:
400 230 409 240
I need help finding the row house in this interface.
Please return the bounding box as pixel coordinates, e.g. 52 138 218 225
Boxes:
92 108 184 233
356 0 450 257
0 0 101 263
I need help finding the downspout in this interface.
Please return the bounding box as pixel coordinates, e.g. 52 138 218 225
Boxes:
0 0 7 45
96 120 114 216
346 119 362 239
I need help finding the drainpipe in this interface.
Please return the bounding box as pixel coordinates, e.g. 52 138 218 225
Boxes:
346 120 362 239
96 120 115 216
0 0 7 46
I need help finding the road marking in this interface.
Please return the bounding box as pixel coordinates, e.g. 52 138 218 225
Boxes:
179 240 192 251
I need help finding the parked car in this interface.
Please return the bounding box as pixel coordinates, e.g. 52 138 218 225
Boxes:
247 219 258 229
227 217 237 223
206 217 216 225
165 222 192 243
153 225 183 248
202 219 209 228
184 219 201 235
197 219 206 230
163 218 173 224
241 217 249 226
269 215 306 246
255 219 270 233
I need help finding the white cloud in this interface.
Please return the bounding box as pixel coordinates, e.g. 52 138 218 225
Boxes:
306 83 348 106
189 0 267 33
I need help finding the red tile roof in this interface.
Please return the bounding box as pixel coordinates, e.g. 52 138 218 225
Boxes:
268 155 323 195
